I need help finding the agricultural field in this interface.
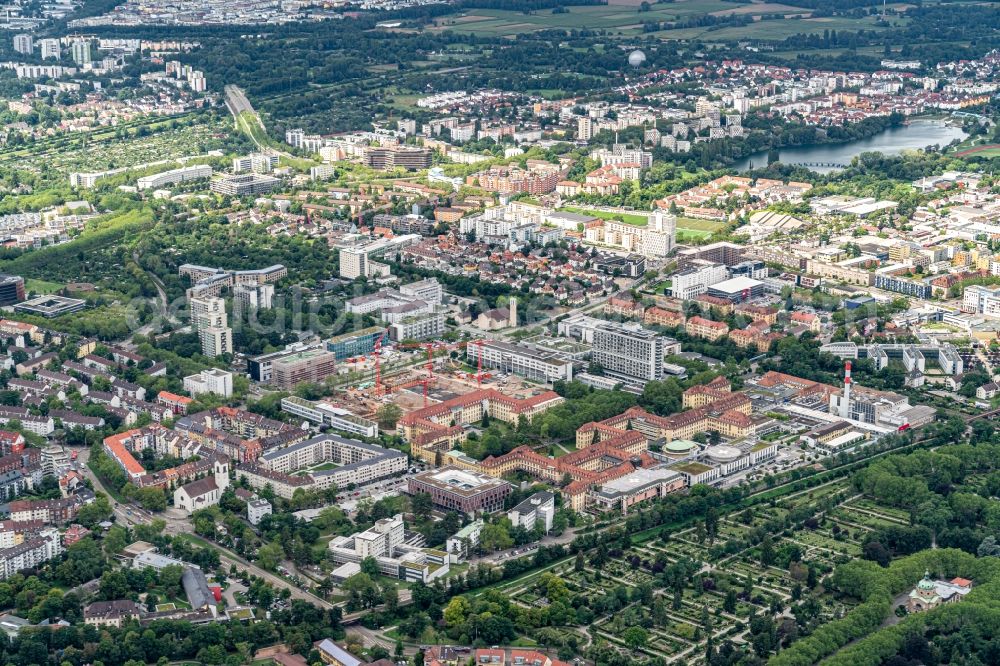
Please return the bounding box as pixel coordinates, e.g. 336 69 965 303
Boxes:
425 0 896 43
649 13 895 43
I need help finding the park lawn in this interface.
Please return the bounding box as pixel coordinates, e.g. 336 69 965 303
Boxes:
25 278 63 294
278 155 320 171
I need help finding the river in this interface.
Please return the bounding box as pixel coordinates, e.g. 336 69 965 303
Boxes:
732 119 968 174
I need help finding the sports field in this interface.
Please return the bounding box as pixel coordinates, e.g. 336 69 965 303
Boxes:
562 206 650 226
953 144 1000 158
561 207 724 239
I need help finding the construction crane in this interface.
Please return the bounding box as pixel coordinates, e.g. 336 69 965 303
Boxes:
368 337 490 405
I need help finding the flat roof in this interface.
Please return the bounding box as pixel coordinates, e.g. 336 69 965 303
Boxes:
327 326 385 345
412 466 510 495
598 467 683 496
708 276 763 293
13 295 87 317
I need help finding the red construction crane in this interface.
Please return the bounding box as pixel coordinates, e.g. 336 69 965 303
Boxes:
370 338 491 400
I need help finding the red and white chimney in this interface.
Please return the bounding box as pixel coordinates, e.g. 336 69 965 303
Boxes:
841 361 852 418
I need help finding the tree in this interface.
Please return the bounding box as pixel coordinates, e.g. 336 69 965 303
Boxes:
480 522 513 552
376 404 402 430
622 626 648 652
723 588 737 613
361 557 380 577
411 492 433 521
342 573 382 610
257 541 284 571
760 535 776 567
978 535 1000 557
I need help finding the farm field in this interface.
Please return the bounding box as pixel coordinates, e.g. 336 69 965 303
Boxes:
649 14 895 42
431 0 819 37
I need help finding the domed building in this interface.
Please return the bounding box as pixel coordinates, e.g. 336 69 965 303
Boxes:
662 439 699 460
906 572 973 613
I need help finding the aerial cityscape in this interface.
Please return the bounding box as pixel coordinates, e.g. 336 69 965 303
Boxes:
0 1 994 665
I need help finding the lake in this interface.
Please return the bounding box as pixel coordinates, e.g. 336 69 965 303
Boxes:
732 120 968 173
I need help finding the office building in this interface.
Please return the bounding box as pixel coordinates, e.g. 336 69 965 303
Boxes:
210 173 280 197
671 261 728 299
182 369 234 398
591 468 686 515
400 277 442 304
706 276 765 303
592 322 664 383
137 164 212 191
327 514 449 583
270 348 337 389
247 343 323 383
280 396 379 438
13 295 86 318
963 284 1000 317
408 467 512 515
729 260 768 280
0 275 25 306
445 520 483 562
337 234 421 280
507 491 555 533
12 35 32 56
362 146 432 170
326 326 385 361
466 340 574 384
388 311 445 342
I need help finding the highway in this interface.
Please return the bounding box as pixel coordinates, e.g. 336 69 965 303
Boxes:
224 84 290 157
